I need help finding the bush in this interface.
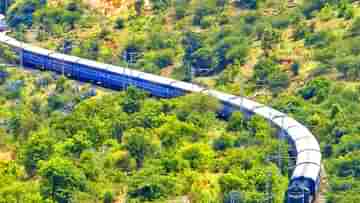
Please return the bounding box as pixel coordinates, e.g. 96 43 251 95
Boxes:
298 77 331 102
293 21 311 41
268 71 289 92
291 62 300 76
302 0 326 18
213 135 234 151
174 0 188 19
150 0 171 11
114 17 125 29
271 14 291 29
192 0 217 26
305 31 332 48
7 0 44 28
350 18 360 37
233 0 257 9
103 191 114 203
227 112 245 132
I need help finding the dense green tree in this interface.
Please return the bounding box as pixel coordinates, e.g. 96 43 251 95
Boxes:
122 86 147 114
175 93 220 120
298 77 331 102
123 127 155 169
114 17 125 29
233 0 257 9
213 135 234 151
128 168 179 201
39 157 86 203
22 130 53 176
227 112 246 132
181 144 214 170
103 191 114 203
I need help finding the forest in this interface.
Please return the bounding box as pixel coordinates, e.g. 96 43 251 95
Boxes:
0 0 360 202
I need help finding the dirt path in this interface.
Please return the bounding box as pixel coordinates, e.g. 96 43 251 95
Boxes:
160 65 176 77
316 165 329 203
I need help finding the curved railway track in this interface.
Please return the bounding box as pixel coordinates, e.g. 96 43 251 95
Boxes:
0 32 321 203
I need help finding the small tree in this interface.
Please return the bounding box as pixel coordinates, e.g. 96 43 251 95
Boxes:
233 0 257 9
22 130 53 176
103 191 114 203
122 86 146 114
114 17 125 30
291 62 300 76
39 157 86 202
123 127 154 169
227 112 246 132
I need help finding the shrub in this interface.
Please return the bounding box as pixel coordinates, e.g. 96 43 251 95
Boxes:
192 0 217 26
150 0 171 11
298 77 331 102
305 31 332 48
302 0 326 18
174 0 188 19
291 62 300 76
213 135 234 151
350 18 360 37
7 0 45 28
103 191 114 203
233 0 257 9
227 112 245 132
114 17 125 29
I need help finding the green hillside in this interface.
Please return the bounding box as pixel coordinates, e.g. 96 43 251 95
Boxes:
1 0 360 202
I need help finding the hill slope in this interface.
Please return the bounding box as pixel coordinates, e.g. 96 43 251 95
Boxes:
2 0 360 202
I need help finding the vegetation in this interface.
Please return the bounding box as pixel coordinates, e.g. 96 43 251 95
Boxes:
2 0 360 202
0 67 287 202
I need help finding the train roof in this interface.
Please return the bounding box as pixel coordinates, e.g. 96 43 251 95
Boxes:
286 125 313 141
294 136 320 153
292 163 321 181
296 150 321 166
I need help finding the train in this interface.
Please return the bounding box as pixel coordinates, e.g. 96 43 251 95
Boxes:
0 15 7 32
0 33 321 203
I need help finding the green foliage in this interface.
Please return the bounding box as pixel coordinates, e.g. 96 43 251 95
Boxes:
298 77 331 102
103 191 114 203
350 17 360 37
253 58 289 91
301 0 327 18
291 62 300 76
8 0 360 200
192 0 218 27
175 93 220 121
157 118 200 148
128 168 179 201
213 135 234 151
233 0 257 9
227 112 246 132
39 156 86 202
182 144 214 170
123 127 156 169
150 0 171 11
305 30 334 48
114 17 125 30
22 129 53 176
174 0 188 19
0 67 290 202
7 0 45 28
122 86 147 114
